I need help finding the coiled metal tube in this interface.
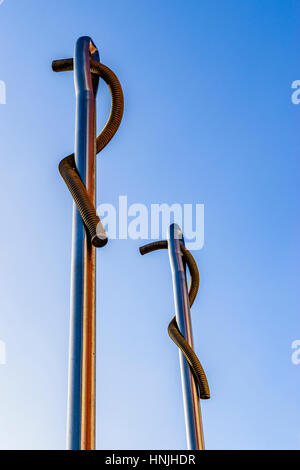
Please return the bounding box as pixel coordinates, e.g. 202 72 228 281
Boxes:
140 240 210 399
52 57 124 247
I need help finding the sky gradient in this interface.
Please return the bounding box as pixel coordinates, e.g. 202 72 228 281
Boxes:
0 0 299 450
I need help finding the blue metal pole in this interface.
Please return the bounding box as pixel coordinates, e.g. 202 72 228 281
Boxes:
167 223 205 450
66 36 99 450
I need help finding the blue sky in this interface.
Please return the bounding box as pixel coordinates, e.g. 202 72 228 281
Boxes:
0 0 299 449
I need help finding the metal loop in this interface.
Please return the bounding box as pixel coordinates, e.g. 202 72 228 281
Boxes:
52 57 124 247
140 239 210 399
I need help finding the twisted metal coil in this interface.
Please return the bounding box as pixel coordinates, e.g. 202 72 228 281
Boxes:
140 240 210 399
52 57 124 247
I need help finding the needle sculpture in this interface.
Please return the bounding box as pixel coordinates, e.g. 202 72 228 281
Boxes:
53 36 123 450
53 37 209 451
140 224 210 450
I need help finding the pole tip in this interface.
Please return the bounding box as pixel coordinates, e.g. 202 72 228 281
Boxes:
167 223 183 241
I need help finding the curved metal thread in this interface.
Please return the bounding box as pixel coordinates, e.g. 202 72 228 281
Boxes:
139 240 210 399
52 57 124 247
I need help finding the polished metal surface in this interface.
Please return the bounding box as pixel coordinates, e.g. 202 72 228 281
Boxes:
167 223 205 450
67 36 99 450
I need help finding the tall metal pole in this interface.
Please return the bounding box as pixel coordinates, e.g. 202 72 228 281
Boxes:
167 223 205 450
67 36 99 450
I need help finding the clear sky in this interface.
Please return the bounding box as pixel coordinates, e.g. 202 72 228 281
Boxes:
0 0 299 450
